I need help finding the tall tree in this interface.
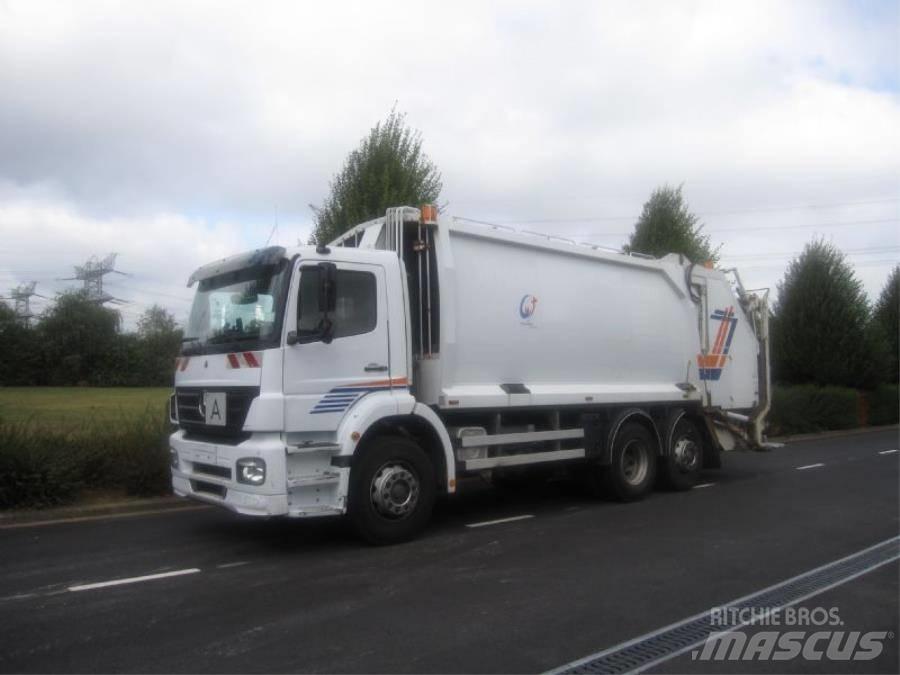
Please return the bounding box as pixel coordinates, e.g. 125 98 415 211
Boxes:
311 108 442 245
138 304 178 336
871 265 899 383
0 304 42 386
136 305 182 386
771 239 884 388
38 292 121 385
624 184 719 263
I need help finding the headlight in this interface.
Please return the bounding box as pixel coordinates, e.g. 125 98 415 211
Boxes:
236 457 266 485
169 448 179 469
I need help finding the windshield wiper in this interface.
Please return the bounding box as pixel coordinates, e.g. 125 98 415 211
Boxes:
207 333 261 344
181 336 200 343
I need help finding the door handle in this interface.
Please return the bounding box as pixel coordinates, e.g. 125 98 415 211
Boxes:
364 363 388 372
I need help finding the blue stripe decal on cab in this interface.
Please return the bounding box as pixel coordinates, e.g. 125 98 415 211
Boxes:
310 381 406 415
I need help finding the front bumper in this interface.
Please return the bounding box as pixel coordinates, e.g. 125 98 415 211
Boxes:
169 430 348 518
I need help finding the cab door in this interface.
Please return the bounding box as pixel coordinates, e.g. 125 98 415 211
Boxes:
282 260 391 432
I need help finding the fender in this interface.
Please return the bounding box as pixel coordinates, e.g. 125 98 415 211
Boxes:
333 390 456 494
411 402 456 494
604 407 662 463
663 408 687 456
335 389 407 455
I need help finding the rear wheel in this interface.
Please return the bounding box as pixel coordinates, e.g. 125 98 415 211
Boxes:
348 436 436 545
659 416 703 490
600 422 658 501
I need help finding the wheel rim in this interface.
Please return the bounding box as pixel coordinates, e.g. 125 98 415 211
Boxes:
673 435 700 473
370 461 420 519
621 440 649 486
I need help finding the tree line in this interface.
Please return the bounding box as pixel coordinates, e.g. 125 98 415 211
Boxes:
0 294 181 387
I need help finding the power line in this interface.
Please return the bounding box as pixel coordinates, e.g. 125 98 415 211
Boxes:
705 218 898 235
457 216 899 238
565 217 899 237
478 196 900 225
739 258 900 270
105 280 193 304
723 245 900 261
0 273 195 306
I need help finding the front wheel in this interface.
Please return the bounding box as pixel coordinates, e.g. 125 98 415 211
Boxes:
348 436 436 545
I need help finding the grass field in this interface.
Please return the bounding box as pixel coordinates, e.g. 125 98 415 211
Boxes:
0 387 171 428
1 387 174 509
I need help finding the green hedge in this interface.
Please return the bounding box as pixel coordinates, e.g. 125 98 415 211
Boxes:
0 406 172 509
768 385 860 436
868 384 899 426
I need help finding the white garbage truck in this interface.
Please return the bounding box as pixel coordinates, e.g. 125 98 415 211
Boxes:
170 205 771 543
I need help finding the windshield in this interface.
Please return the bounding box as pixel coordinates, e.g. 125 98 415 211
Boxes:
182 259 291 355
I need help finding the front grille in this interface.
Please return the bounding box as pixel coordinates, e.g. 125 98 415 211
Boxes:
192 462 231 480
191 480 227 498
176 386 260 437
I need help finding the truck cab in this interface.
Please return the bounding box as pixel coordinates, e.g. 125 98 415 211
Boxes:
170 238 454 542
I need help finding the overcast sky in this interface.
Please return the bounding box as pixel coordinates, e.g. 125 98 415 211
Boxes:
1 0 898 327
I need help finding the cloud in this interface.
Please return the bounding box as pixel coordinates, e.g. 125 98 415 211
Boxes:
0 182 302 326
0 0 898 323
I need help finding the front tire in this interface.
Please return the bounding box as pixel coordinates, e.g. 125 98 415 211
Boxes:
601 422 658 501
348 436 436 545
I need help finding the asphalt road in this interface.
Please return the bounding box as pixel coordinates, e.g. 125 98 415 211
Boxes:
1 428 898 674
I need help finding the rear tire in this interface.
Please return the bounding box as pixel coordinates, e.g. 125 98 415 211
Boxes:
600 422 657 501
348 435 436 545
659 416 703 491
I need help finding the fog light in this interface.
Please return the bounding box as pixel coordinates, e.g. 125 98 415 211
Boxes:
236 457 266 485
169 448 179 469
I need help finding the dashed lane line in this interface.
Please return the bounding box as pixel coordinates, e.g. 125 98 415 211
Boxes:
68 568 201 592
0 504 211 530
795 463 825 470
465 514 534 528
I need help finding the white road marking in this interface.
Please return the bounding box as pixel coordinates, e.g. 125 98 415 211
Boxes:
0 504 210 530
549 536 900 675
465 514 534 528
795 463 825 470
68 568 200 592
879 449 898 455
692 482 715 489
216 561 249 569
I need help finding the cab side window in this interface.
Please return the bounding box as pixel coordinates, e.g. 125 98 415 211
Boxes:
298 268 377 339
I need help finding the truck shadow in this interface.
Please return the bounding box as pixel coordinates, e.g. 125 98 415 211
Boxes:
187 470 722 555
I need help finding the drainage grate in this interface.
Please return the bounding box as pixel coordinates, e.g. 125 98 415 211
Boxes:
552 536 900 675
